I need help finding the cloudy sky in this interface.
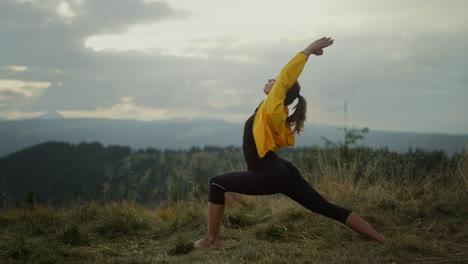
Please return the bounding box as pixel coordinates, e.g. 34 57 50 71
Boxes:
0 0 467 134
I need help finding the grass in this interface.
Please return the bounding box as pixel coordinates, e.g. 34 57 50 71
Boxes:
1 152 467 263
1 184 466 263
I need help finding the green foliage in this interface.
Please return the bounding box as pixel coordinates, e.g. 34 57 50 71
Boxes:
322 127 370 148
23 186 39 209
102 155 152 203
0 141 131 206
0 141 465 211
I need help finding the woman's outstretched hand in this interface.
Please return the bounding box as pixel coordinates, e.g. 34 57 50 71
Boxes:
302 37 334 56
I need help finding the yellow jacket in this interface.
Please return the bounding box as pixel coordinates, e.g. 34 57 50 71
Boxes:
253 52 308 158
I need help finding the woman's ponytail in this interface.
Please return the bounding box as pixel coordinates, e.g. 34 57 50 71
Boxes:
286 95 307 135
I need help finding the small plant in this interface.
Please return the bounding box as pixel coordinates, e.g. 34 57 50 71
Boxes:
254 223 289 241
24 186 39 209
167 235 194 255
62 225 88 246
94 202 150 238
377 196 401 211
4 237 33 261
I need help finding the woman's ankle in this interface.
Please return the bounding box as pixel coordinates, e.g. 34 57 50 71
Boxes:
345 212 384 242
206 234 219 243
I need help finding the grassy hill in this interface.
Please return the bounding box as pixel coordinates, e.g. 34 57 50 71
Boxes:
0 152 466 263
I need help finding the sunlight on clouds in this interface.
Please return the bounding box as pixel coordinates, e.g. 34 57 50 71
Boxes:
0 111 46 120
60 96 170 120
0 79 51 98
121 96 134 103
56 1 76 19
84 24 221 59
59 96 247 122
2 66 28 72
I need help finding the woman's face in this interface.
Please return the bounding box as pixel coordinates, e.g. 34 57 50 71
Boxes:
263 78 276 95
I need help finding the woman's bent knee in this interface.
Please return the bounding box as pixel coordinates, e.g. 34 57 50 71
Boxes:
209 177 227 192
208 177 226 205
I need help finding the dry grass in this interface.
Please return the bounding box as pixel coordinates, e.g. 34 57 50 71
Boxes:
0 152 467 263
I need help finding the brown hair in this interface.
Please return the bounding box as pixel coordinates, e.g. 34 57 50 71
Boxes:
285 82 307 135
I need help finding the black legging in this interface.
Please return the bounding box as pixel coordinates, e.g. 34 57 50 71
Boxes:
208 157 352 224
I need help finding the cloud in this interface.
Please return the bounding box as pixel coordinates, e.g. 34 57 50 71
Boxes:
58 96 247 122
2 66 28 72
59 96 169 120
0 0 183 69
0 0 184 109
84 0 468 57
0 79 50 97
0 110 46 120
55 1 76 23
0 79 51 107
0 0 467 134
0 0 182 33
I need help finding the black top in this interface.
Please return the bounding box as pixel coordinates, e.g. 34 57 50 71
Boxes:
242 102 277 171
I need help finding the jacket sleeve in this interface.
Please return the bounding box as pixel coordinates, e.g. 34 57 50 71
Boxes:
263 52 308 131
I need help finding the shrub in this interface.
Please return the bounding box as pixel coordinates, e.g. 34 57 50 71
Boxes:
61 225 89 246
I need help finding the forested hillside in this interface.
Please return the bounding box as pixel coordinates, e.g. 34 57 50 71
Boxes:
0 142 131 206
0 141 463 208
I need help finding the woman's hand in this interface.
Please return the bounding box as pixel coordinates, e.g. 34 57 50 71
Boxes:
302 37 334 56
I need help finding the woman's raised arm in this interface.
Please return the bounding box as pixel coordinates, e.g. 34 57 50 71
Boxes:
264 37 334 116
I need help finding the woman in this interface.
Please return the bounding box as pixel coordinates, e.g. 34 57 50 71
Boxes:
194 37 386 249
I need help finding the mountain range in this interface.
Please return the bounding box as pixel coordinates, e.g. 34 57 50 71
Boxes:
0 112 466 157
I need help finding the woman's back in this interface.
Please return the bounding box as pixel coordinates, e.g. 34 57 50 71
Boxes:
242 105 277 171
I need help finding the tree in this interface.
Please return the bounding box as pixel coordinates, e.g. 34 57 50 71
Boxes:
321 127 369 148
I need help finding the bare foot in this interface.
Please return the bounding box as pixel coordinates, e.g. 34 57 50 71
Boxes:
194 237 220 249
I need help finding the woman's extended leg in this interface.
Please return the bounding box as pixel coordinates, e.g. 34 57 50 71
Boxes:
282 175 385 242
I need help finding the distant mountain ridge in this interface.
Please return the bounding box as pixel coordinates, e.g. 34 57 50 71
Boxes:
35 110 64 120
0 118 466 157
